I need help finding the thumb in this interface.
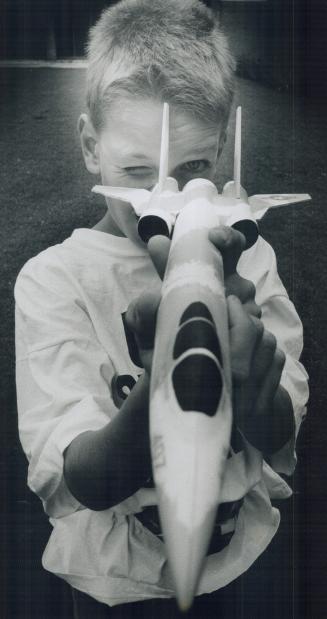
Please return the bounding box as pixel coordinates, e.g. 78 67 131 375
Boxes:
227 295 263 381
209 226 246 277
125 291 160 351
147 235 171 280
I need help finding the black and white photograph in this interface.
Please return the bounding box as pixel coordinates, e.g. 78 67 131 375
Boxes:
1 1 326 617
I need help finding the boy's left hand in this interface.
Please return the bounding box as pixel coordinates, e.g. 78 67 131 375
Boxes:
126 228 294 456
227 295 294 455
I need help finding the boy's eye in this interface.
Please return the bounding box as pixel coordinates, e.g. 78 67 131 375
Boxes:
180 160 210 174
124 166 153 177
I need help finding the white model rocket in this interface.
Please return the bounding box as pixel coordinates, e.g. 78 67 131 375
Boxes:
92 104 310 610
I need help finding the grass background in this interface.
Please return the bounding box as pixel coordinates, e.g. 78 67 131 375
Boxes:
1 68 326 617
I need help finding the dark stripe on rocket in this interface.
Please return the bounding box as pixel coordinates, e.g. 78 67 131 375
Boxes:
172 302 224 417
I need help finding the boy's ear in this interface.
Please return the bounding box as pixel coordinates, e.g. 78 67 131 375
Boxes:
78 113 100 175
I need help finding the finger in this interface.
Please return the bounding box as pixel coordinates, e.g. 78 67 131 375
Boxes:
234 347 286 453
147 235 171 280
208 226 246 277
226 273 258 309
227 296 264 381
242 300 262 319
125 291 160 350
254 348 286 417
250 330 278 387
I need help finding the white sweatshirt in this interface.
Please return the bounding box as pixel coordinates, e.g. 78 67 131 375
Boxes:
15 229 308 606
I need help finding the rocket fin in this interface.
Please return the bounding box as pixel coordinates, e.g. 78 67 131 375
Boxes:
91 185 151 215
158 103 169 192
249 193 311 219
234 106 242 199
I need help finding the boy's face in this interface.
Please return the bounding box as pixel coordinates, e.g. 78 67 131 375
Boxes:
80 97 224 246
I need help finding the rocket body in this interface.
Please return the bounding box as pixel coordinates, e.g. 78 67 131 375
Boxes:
149 180 233 609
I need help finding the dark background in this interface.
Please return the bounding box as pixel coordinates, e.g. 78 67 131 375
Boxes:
1 0 326 98
1 1 327 617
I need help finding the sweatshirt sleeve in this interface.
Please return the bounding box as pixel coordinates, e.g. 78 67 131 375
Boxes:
238 236 309 476
15 250 117 518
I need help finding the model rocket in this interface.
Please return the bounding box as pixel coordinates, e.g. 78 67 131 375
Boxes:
92 104 310 610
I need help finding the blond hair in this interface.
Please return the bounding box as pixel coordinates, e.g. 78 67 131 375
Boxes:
86 0 235 130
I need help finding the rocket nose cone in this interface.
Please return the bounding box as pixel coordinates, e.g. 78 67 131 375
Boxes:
160 502 218 612
177 590 195 613
174 561 202 613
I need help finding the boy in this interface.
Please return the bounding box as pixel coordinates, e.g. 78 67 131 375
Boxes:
15 1 308 617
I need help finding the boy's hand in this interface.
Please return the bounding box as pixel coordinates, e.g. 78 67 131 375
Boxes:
126 227 260 373
149 226 261 318
126 228 294 455
228 295 294 454
209 227 261 318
